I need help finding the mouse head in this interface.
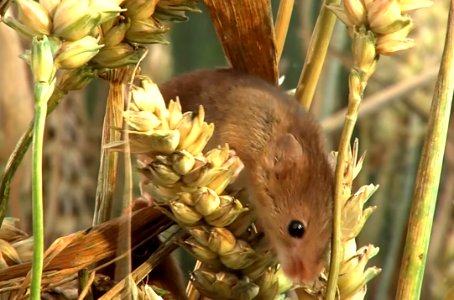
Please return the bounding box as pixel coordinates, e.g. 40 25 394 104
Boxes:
250 133 334 283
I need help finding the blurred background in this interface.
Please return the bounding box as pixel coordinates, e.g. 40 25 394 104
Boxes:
0 0 452 299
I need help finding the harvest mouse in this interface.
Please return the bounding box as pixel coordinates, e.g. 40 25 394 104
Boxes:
159 69 334 283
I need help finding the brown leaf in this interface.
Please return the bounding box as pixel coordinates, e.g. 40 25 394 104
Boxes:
203 0 279 84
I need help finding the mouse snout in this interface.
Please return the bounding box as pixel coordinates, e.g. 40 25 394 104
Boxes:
280 255 324 284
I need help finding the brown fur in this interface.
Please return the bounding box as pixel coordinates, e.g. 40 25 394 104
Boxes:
159 69 334 282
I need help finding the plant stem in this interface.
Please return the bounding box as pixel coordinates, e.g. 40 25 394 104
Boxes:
395 1 454 298
30 82 52 299
93 69 129 225
295 0 340 110
274 0 294 63
377 115 419 300
326 70 364 300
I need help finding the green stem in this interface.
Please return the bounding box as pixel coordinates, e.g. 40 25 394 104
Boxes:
30 82 52 299
326 70 364 300
377 115 419 300
0 88 65 228
295 0 340 110
395 2 454 299
78 269 94 300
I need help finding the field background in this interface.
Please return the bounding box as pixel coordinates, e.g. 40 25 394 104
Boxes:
0 1 452 299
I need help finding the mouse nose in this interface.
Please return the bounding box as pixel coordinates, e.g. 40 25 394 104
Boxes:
281 257 322 284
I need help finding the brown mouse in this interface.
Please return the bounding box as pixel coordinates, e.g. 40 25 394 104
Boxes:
159 69 334 283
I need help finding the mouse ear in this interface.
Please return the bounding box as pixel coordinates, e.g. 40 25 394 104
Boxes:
267 133 306 173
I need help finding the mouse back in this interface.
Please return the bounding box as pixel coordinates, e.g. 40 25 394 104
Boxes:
158 69 318 164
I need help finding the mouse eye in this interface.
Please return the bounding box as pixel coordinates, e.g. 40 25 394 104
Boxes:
288 220 305 239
